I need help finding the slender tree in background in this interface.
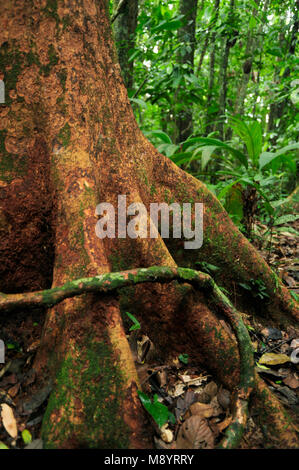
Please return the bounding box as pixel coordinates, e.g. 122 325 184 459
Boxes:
204 0 221 136
131 0 298 149
216 0 236 140
113 0 139 91
174 0 198 142
0 0 298 448
224 0 265 141
196 0 220 75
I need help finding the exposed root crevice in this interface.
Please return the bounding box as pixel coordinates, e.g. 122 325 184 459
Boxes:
0 265 257 448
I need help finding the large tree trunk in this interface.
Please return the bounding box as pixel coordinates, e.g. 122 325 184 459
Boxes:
113 0 138 91
0 0 298 449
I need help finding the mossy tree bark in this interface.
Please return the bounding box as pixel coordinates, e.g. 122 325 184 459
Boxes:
0 0 298 448
174 0 198 143
113 0 138 91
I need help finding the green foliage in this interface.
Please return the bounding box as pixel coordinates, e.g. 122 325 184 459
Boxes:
239 278 269 300
117 0 298 233
137 391 175 428
144 116 298 232
0 442 9 449
22 429 32 445
194 261 220 275
125 311 141 331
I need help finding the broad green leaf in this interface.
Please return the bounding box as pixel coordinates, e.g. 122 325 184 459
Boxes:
157 143 179 157
0 441 9 449
152 18 183 33
259 143 299 170
249 16 256 30
138 392 170 428
291 291 298 301
229 116 262 166
22 429 32 445
170 152 192 165
273 214 299 226
178 353 189 364
146 130 172 144
194 145 217 170
290 86 299 105
248 0 259 9
162 19 183 31
185 74 200 86
274 226 299 236
259 152 275 169
266 46 283 58
128 49 140 63
166 64 173 75
130 98 147 109
217 178 242 200
182 137 248 168
202 5 214 22
195 262 220 274
224 183 244 225
272 143 299 158
290 80 299 105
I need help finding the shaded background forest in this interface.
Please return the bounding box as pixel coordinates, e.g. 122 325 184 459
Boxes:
0 0 298 450
112 0 298 242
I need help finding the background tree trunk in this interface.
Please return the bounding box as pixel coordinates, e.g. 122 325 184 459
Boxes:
216 0 235 140
113 0 139 91
204 0 220 136
174 0 198 143
0 0 298 448
225 0 269 142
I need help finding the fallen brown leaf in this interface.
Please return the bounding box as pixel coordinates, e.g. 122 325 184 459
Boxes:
176 416 214 449
8 383 20 398
188 402 214 419
1 403 18 438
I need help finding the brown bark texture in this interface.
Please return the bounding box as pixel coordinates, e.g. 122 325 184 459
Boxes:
0 0 298 449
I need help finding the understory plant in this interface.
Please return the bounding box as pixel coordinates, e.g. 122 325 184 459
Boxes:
145 116 299 238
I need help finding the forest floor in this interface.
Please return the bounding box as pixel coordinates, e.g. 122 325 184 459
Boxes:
0 221 298 449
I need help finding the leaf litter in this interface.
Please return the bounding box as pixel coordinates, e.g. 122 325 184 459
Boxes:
0 219 298 449
128 220 299 449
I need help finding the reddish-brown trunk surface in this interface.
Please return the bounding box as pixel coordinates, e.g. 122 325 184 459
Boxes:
0 0 298 448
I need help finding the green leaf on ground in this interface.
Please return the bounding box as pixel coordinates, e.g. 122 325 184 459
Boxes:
138 391 172 428
22 429 32 445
